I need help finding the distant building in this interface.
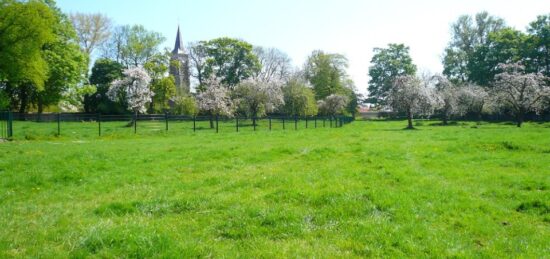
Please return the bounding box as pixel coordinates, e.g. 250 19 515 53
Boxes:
169 26 191 94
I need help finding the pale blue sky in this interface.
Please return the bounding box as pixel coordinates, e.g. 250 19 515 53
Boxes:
57 0 549 94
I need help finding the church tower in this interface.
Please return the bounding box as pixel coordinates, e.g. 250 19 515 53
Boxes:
170 26 190 94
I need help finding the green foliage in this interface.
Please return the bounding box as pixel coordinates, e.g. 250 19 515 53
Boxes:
0 0 56 89
151 76 176 112
173 95 198 116
104 25 165 68
201 37 261 88
1 121 549 257
367 44 416 105
85 58 125 114
468 28 530 86
527 14 550 77
304 50 349 100
35 3 88 112
443 12 506 84
144 52 176 112
282 79 318 116
0 90 9 110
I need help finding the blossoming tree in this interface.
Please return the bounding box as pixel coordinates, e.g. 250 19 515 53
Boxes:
387 75 440 129
317 94 349 116
196 76 234 127
492 63 550 127
107 67 154 114
233 78 284 125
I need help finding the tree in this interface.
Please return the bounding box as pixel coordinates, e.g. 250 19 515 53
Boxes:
85 58 124 113
253 47 293 83
387 75 440 129
433 75 460 125
107 67 154 114
468 28 530 86
492 63 550 127
34 2 88 114
70 12 112 56
143 52 176 112
187 42 208 86
0 0 56 113
233 78 284 125
443 12 506 83
172 95 198 116
527 14 550 77
201 38 261 88
317 94 349 116
304 50 349 100
282 78 318 116
457 84 488 121
196 76 234 128
368 44 416 105
102 25 165 68
0 0 55 89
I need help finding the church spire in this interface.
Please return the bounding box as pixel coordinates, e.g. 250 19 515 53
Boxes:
172 26 184 54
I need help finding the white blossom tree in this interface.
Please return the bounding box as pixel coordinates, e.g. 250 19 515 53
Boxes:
492 63 550 127
234 78 284 125
317 94 349 116
432 75 460 125
197 76 234 127
387 75 440 129
107 67 154 114
457 84 488 121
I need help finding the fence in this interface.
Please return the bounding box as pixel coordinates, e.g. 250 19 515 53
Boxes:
8 112 354 139
0 111 13 140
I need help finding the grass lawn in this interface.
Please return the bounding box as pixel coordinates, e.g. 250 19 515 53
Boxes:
0 120 549 257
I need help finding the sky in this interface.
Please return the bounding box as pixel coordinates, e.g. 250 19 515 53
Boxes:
56 0 549 94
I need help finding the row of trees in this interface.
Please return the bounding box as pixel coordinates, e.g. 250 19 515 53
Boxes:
0 1 358 118
367 12 550 127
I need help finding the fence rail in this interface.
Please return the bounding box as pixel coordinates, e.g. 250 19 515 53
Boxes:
5 112 354 139
0 111 13 139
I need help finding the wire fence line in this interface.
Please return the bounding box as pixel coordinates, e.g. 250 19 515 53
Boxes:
0 112 354 140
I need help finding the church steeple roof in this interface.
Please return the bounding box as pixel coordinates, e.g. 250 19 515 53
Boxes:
172 26 184 54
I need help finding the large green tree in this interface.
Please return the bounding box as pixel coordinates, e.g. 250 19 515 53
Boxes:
367 43 416 105
103 25 165 68
0 0 56 111
527 14 550 77
33 0 88 113
468 28 530 86
143 52 176 112
84 58 124 113
442 12 505 83
201 37 260 89
304 50 349 100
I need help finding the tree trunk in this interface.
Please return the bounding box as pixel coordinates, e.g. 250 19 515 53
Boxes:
516 113 524 128
442 114 448 125
209 115 214 129
18 86 28 118
407 110 414 129
37 97 43 122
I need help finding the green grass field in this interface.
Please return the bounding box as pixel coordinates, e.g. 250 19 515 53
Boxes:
1 120 549 257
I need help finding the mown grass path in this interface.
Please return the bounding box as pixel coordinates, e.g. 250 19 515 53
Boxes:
0 121 549 257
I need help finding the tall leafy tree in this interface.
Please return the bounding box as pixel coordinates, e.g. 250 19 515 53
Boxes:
102 25 165 68
304 50 348 100
201 37 261 89
468 28 530 86
0 0 56 111
34 0 88 113
443 12 505 83
282 78 318 116
527 14 550 77
143 52 176 112
85 58 124 113
367 43 416 105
